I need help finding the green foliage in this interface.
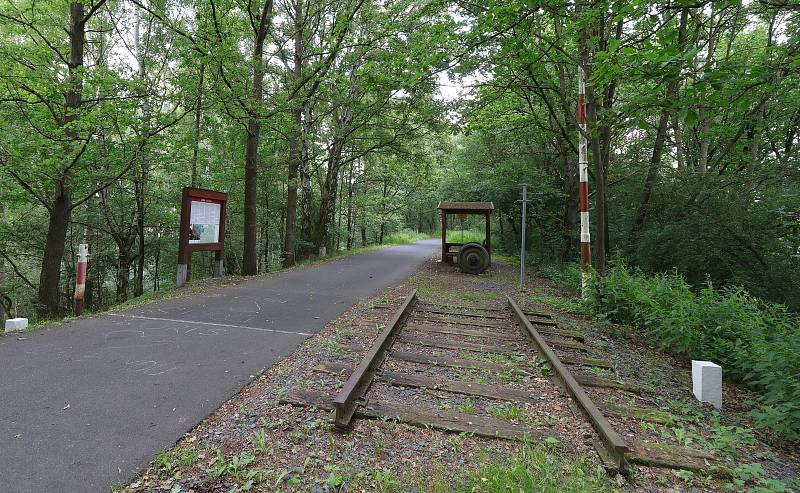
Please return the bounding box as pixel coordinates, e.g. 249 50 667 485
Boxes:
588 260 800 439
206 451 255 481
538 262 582 294
487 402 522 421
445 228 487 245
728 463 795 493
428 444 619 493
371 468 401 492
381 230 430 245
622 173 800 311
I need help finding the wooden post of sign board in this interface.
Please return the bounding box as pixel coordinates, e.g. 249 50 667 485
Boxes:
177 187 228 288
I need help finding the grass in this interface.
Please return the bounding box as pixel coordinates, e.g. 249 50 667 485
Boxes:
426 444 620 493
487 402 523 421
455 397 476 414
523 292 586 315
445 228 486 245
382 229 431 245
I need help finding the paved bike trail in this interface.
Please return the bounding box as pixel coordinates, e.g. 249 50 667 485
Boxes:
0 240 437 492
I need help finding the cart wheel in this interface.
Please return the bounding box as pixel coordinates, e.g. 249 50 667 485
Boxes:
458 242 489 274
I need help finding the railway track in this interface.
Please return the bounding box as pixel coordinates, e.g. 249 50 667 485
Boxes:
282 290 731 478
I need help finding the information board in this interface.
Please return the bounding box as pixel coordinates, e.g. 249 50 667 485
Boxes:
189 199 222 244
177 187 228 287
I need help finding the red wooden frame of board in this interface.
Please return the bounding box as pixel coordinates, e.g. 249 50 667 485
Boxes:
177 187 228 266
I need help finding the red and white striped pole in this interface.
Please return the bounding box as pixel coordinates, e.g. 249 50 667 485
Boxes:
74 243 88 316
577 66 591 297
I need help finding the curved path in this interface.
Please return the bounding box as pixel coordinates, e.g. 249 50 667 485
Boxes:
0 240 437 492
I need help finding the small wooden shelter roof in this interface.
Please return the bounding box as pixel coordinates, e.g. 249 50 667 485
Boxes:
437 201 494 212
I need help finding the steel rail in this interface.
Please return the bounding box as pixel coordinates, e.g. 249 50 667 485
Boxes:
333 289 417 428
507 295 630 471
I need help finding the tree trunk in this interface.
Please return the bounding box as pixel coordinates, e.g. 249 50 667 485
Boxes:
585 85 607 273
134 176 146 297
283 0 303 267
0 203 5 326
263 187 271 270
116 250 132 303
632 9 687 232
560 137 578 261
242 0 274 275
153 231 160 292
243 116 260 275
673 112 685 169
315 141 343 250
697 16 717 173
631 110 670 232
379 181 388 244
134 14 149 298
336 168 343 251
298 144 314 259
38 2 88 316
39 187 72 315
346 161 354 249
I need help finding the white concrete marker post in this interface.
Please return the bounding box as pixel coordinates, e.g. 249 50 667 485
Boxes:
4 317 28 333
692 360 722 409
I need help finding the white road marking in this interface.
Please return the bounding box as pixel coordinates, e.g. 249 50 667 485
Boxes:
107 313 312 337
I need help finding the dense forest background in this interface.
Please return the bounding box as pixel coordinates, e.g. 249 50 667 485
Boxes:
1 0 798 322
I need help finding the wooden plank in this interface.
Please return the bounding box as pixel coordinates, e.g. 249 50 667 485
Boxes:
282 388 332 408
405 324 519 341
390 349 524 374
364 400 547 442
417 302 504 313
543 337 591 351
396 335 522 356
627 441 733 479
381 371 539 403
281 389 553 442
560 355 615 369
529 318 559 327
537 326 585 341
332 290 417 428
315 362 539 403
415 308 507 320
507 295 630 472
573 374 643 393
523 310 554 319
411 315 506 329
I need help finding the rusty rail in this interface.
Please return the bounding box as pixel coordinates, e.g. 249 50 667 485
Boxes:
333 289 418 428
507 295 630 471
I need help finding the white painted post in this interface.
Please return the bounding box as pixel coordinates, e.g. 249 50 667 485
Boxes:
692 360 722 409
176 264 188 288
4 317 28 333
74 243 89 316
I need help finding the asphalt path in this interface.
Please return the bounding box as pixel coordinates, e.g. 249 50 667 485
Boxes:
0 240 437 492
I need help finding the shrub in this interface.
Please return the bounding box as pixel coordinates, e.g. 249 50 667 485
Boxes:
587 259 800 440
539 262 582 295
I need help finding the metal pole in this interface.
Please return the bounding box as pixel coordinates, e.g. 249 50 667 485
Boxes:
74 243 88 316
518 184 529 292
577 66 592 298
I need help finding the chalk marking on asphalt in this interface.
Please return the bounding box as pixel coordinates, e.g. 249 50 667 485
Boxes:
107 313 312 337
